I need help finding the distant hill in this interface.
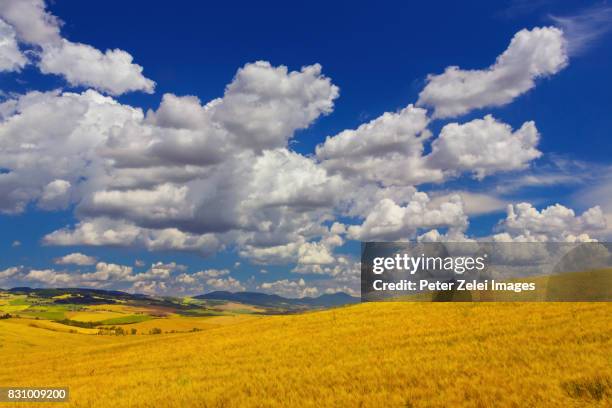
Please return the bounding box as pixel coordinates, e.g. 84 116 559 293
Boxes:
2 287 360 311
5 287 185 308
7 287 149 302
194 291 360 308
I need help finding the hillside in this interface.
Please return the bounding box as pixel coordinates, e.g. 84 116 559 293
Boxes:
0 302 610 407
195 291 359 308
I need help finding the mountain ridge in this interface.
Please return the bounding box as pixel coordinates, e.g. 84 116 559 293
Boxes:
3 287 360 309
194 291 360 308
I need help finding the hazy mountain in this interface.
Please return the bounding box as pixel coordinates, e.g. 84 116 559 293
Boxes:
195 291 360 308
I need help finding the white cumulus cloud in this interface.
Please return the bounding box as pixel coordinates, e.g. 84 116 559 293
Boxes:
206 276 245 292
39 39 155 95
0 19 26 71
417 27 567 118
259 278 319 298
54 252 97 266
495 202 607 242
347 192 468 241
0 0 155 95
428 115 541 179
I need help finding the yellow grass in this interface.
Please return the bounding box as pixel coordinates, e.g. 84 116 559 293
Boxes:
0 304 29 313
66 311 126 322
2 318 99 335
86 304 150 313
103 314 260 333
52 294 73 300
0 303 610 407
0 295 29 313
214 301 264 313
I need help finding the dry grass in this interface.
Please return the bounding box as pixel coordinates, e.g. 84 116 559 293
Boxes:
100 314 259 333
214 301 264 313
66 311 126 322
4 318 99 334
0 302 610 407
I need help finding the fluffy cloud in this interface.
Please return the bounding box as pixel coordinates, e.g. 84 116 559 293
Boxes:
571 170 612 239
39 179 72 210
316 105 442 186
39 40 155 95
0 24 561 277
1 261 239 295
239 241 304 265
0 60 339 255
200 269 230 278
206 276 245 292
297 241 335 265
140 62 338 163
83 184 191 227
495 203 607 242
25 268 74 285
292 254 360 294
132 261 185 282
418 201 607 244
0 0 154 95
54 252 97 266
347 192 468 241
429 191 506 216
137 267 235 294
0 0 60 45
82 262 134 281
43 218 142 246
428 115 541 179
43 147 341 258
317 109 541 191
239 223 344 265
211 61 338 151
131 280 167 295
0 19 26 71
73 261 189 294
259 278 319 298
175 273 198 285
0 90 143 214
0 266 21 280
175 269 231 285
43 218 222 255
417 27 567 118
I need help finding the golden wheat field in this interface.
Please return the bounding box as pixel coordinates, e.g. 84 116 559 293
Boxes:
0 302 610 408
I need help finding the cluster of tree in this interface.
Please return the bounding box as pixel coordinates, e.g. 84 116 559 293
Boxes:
57 318 98 328
91 326 204 336
96 326 139 335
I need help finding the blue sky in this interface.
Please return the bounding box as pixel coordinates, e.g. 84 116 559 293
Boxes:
0 0 611 297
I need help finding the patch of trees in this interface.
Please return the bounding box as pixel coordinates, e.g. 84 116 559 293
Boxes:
54 295 113 305
96 326 139 336
57 319 98 328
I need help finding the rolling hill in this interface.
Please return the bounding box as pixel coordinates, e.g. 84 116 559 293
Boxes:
0 302 610 407
195 290 360 308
